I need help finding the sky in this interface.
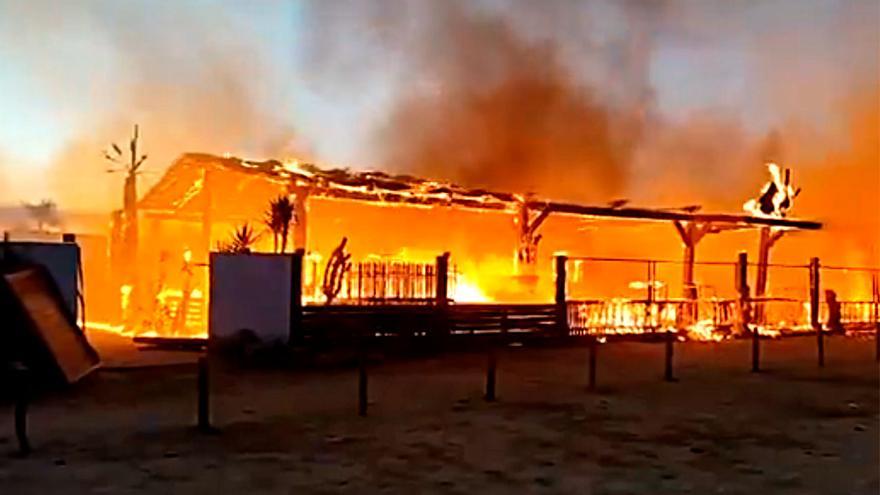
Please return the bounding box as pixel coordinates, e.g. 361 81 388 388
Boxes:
0 0 876 209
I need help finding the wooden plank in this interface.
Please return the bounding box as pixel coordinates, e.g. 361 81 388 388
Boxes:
530 200 822 230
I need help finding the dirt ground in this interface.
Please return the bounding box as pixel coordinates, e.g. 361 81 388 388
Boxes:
1 334 877 494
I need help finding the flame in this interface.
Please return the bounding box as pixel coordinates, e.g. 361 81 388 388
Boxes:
743 162 798 218
452 275 489 302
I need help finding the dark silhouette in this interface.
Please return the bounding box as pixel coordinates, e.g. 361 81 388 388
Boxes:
824 289 845 334
265 195 295 254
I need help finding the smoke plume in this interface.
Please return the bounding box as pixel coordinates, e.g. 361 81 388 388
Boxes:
304 1 662 201
303 0 878 265
0 1 304 212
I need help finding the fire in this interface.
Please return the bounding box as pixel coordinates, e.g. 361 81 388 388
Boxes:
743 162 800 218
452 275 489 303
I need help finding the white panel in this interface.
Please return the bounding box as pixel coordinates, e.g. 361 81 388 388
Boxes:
209 253 292 344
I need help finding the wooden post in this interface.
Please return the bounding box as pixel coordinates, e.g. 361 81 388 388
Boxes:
555 255 568 336
485 344 497 402
197 356 211 432
810 257 823 367
435 253 450 339
587 337 597 391
13 364 31 456
289 249 304 345
436 252 449 303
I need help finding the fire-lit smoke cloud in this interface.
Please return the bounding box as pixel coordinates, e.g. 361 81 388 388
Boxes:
302 0 878 265
303 0 664 201
302 1 877 197
0 1 304 212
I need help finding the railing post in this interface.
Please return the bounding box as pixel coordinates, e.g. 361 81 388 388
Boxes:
555 255 568 337
810 257 823 367
289 249 304 345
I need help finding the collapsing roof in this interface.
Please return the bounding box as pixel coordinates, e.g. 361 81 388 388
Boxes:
139 153 822 231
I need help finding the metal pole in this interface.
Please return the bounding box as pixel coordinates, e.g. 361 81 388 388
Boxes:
664 330 675 382
485 344 497 401
587 337 597 391
736 252 758 372
289 249 304 345
197 356 211 432
13 364 31 456
810 257 823 368
358 338 368 417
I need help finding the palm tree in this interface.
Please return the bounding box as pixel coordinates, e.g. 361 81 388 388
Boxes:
217 223 260 254
105 125 147 278
265 195 295 253
265 199 283 253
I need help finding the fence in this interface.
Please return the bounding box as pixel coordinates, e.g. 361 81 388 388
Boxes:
303 258 441 305
562 255 880 340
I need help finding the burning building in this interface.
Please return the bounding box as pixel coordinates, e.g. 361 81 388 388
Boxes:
108 152 844 341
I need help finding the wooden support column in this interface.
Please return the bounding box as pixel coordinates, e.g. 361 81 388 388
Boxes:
201 168 214 257
291 186 309 252
515 202 552 273
754 227 785 324
555 255 568 336
810 257 823 368
673 221 713 325
289 249 304 345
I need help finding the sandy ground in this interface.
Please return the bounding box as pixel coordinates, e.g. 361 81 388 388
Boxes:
1 335 877 494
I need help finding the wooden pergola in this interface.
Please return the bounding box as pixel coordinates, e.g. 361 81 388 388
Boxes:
140 153 822 300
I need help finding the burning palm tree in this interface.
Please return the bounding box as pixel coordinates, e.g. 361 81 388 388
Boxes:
105 125 147 277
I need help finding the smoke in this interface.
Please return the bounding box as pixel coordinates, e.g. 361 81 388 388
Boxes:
301 0 878 267
0 1 304 212
303 0 877 201
303 0 664 201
